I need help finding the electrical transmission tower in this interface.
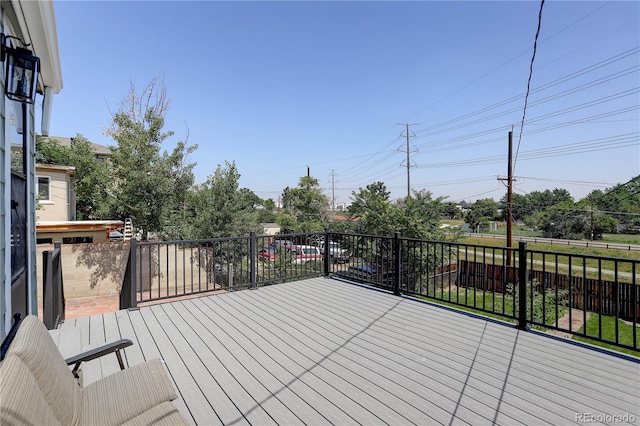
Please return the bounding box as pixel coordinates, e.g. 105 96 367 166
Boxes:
329 169 337 213
397 123 419 199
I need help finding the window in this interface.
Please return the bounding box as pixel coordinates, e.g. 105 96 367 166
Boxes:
37 176 50 201
62 236 93 244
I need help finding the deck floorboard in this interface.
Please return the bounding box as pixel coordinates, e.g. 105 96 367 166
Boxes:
51 277 640 425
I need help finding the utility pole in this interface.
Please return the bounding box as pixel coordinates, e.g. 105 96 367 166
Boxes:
397 123 418 199
498 131 514 265
590 202 595 240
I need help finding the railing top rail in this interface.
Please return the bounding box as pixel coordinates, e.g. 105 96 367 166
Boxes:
330 232 395 240
134 236 252 246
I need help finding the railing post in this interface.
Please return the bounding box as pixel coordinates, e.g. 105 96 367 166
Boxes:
54 242 64 325
517 241 528 330
250 232 257 289
393 232 401 296
130 238 138 308
42 249 53 329
323 228 330 277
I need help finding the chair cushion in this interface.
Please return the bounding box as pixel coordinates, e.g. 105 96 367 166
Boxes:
5 316 80 425
121 402 190 426
81 359 178 425
0 355 62 425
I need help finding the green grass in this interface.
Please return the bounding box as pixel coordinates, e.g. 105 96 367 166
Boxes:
419 287 568 328
573 314 640 357
422 288 516 321
602 233 640 245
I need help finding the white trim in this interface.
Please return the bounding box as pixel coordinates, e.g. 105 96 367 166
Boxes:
41 86 54 136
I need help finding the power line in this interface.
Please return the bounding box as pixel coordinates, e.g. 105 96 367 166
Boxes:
416 133 638 169
516 0 544 176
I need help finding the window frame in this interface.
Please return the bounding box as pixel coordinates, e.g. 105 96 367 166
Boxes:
37 175 51 202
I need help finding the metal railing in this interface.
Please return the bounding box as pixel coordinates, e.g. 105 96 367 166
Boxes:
120 232 327 308
120 231 639 352
42 242 65 329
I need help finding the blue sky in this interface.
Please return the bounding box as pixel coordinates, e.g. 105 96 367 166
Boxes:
48 1 639 207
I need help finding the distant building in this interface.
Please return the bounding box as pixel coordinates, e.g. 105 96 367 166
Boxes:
40 135 111 161
36 163 76 221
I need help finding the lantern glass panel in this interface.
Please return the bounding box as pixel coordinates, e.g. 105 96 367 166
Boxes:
4 48 37 103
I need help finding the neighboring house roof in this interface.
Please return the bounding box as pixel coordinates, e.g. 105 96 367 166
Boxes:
43 136 111 157
36 220 124 231
36 163 75 175
334 215 360 222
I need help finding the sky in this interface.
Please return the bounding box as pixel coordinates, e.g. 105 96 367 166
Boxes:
46 1 639 207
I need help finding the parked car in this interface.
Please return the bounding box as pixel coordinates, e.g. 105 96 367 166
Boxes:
109 230 124 242
319 241 350 263
291 245 323 265
258 247 277 261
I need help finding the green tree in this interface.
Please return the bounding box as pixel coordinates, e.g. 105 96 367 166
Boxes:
347 182 396 235
541 200 585 239
499 193 530 223
106 77 197 238
189 161 259 238
396 190 447 239
66 135 113 220
279 175 329 232
158 140 198 240
466 198 499 232
36 135 72 165
585 176 640 233
345 184 448 239
256 198 277 224
442 202 461 219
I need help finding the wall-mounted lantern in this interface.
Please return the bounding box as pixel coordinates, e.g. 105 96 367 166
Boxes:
1 33 39 104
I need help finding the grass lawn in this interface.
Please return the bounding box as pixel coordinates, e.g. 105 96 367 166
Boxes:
420 287 568 328
574 314 640 357
602 233 640 245
422 289 516 322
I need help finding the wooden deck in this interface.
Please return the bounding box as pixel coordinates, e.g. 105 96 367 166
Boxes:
50 277 640 425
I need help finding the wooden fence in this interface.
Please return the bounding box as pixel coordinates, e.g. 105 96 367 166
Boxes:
457 260 640 321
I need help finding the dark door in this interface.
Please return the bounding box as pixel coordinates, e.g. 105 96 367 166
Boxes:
10 172 27 317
